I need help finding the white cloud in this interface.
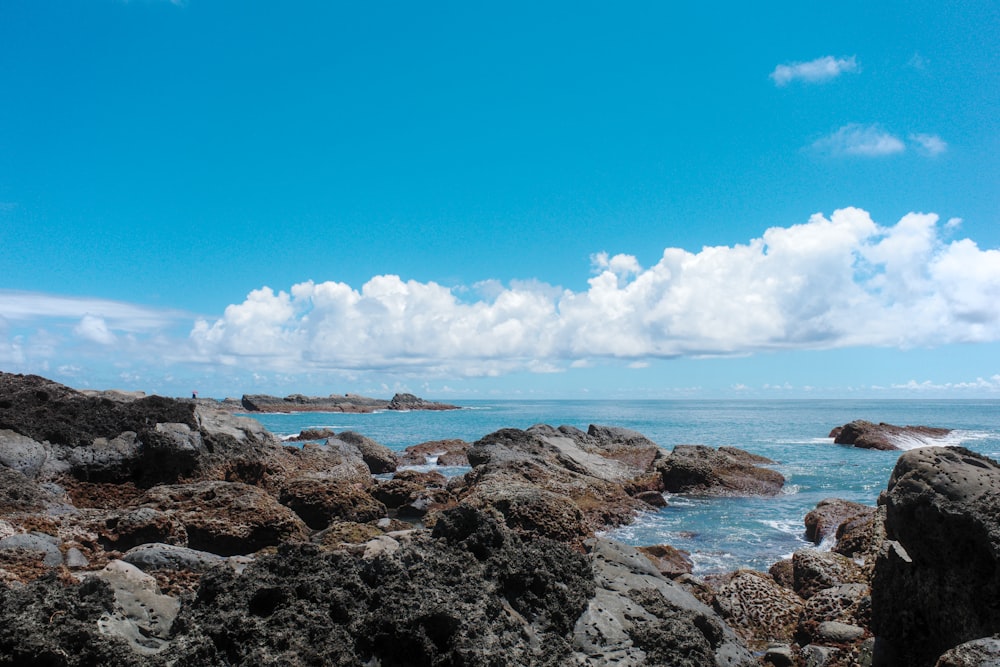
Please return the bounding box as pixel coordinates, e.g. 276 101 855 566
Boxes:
770 55 859 86
184 208 1000 376
74 315 117 345
910 133 948 156
6 209 1000 385
812 124 906 157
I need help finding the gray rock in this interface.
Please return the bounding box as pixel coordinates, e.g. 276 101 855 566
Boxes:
872 447 1000 667
0 531 63 567
815 620 866 643
123 543 226 572
88 560 181 655
0 429 47 478
764 644 795 666
935 637 1000 667
570 538 756 666
65 547 90 568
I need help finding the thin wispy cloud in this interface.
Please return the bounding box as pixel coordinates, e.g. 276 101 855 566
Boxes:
770 55 859 86
812 124 905 157
910 133 948 156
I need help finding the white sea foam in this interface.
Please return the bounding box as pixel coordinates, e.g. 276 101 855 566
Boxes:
780 484 801 495
890 428 985 450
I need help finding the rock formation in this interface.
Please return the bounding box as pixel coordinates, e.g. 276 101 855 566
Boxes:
239 391 459 413
829 419 952 451
871 446 1000 666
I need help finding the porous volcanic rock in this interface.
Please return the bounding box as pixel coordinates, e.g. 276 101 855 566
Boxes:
711 569 804 647
278 477 387 529
658 444 785 496
830 419 951 451
328 430 398 473
137 481 309 556
871 446 1000 667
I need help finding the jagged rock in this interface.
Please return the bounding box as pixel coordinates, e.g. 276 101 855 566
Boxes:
278 477 387 529
137 481 309 556
833 504 886 564
871 446 1000 667
830 419 951 451
0 465 56 512
285 428 337 441
570 538 756 666
658 444 785 496
456 424 665 543
804 498 875 545
711 569 804 646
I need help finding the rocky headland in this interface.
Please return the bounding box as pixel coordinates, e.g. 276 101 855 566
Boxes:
0 372 996 666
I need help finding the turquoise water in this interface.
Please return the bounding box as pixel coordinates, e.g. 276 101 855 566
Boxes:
244 399 1000 573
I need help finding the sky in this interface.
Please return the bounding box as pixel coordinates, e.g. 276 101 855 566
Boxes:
1 0 999 399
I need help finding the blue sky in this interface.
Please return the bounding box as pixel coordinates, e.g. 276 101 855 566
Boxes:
1 0 998 399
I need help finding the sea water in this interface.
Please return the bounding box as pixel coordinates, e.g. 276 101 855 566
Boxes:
243 399 1000 574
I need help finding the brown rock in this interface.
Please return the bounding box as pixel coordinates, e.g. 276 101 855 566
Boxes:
278 477 387 529
658 445 785 496
712 569 805 647
399 439 470 467
804 498 875 545
138 481 308 556
831 419 951 451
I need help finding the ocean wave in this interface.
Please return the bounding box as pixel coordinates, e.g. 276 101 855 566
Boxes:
890 428 991 451
780 484 801 495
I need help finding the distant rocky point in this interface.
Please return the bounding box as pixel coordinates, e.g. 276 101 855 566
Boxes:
239 391 460 413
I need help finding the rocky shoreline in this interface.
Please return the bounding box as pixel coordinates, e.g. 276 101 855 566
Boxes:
0 372 997 666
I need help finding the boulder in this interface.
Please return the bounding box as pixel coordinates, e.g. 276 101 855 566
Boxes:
278 477 387 529
935 637 1000 667
871 446 1000 666
457 425 661 542
138 481 309 556
658 445 785 496
792 549 867 599
387 392 460 411
570 538 756 666
830 419 951 451
328 431 398 474
711 569 804 646
804 498 875 545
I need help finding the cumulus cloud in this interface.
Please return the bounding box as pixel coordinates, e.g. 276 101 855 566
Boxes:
812 124 906 157
74 315 117 345
770 55 858 86
186 208 1000 376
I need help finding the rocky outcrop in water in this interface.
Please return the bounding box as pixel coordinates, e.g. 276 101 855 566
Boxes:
829 419 952 450
239 391 460 413
657 444 785 496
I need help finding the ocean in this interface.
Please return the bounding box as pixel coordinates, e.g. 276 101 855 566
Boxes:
243 399 1000 574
